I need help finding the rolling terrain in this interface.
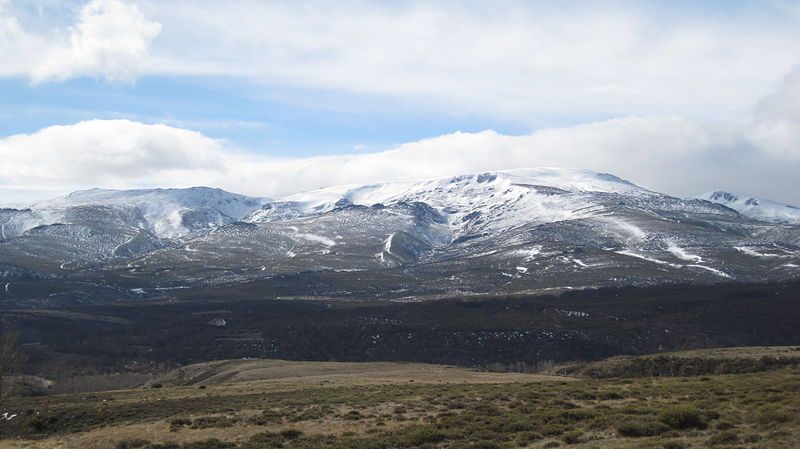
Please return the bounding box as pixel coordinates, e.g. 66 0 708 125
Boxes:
3 282 799 382
1 168 799 303
1 350 798 449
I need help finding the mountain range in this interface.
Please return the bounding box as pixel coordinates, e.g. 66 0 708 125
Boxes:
1 168 798 302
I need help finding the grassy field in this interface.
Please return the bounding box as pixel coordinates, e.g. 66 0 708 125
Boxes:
563 346 800 378
1 351 799 449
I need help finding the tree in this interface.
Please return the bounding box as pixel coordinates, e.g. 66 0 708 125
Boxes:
0 328 24 403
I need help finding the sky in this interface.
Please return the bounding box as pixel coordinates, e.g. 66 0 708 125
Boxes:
1 0 800 205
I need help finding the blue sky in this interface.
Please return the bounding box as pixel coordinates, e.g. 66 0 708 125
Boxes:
0 75 537 156
1 0 800 204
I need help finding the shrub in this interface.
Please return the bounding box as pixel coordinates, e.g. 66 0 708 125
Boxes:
191 416 235 429
245 432 284 447
343 410 363 420
617 418 670 437
466 442 501 449
145 444 179 449
561 430 583 445
714 420 735 430
393 426 448 446
754 405 792 426
182 439 236 449
279 429 303 440
707 430 739 446
599 391 623 400
115 439 150 449
659 405 707 430
663 441 687 449
169 417 192 431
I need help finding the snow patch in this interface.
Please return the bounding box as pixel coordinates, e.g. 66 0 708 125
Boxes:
605 219 646 244
697 191 800 225
735 246 783 258
687 264 733 279
665 241 702 262
513 246 543 261
295 232 337 247
616 250 681 268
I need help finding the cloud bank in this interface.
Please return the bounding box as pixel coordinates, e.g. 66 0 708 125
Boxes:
2 1 799 121
1 93 798 206
0 1 798 206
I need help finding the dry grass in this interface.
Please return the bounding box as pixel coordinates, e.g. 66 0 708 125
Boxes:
153 359 572 387
1 354 799 449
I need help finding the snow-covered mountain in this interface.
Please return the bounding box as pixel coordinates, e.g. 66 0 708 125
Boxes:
696 191 800 225
1 169 799 301
3 187 265 240
246 168 649 233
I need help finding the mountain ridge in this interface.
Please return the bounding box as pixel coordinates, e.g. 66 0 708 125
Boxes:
1 168 799 302
696 190 800 225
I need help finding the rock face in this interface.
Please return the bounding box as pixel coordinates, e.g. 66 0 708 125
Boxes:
1 168 799 300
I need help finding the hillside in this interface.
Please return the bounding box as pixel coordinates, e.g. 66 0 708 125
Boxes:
1 353 798 449
1 169 799 302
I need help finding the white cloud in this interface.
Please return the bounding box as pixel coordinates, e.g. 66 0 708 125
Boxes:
4 1 800 120
30 0 160 84
0 119 228 188
136 0 800 121
1 109 798 206
0 2 798 205
747 66 800 161
0 1 42 76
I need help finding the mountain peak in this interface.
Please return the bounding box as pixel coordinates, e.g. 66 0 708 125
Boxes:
696 191 800 225
23 186 266 239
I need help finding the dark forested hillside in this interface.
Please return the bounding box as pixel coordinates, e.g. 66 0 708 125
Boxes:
2 281 799 379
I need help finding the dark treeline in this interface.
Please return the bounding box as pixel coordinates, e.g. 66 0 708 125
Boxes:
1 281 799 378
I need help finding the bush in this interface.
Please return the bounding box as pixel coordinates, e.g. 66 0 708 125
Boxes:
393 426 448 446
244 432 284 448
279 429 303 440
617 418 670 437
466 442 501 449
115 439 150 449
191 416 236 429
754 405 792 426
663 441 687 449
145 444 179 449
342 410 363 420
659 405 707 430
561 430 583 444
599 391 623 400
714 420 735 430
182 439 236 449
707 430 739 446
169 417 192 431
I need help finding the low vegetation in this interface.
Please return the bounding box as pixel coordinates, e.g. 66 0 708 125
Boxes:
0 356 798 449
4 281 800 385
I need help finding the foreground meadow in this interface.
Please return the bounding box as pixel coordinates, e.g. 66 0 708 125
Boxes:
1 350 798 449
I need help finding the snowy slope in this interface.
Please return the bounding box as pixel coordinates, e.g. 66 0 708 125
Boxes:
245 168 652 239
12 187 266 238
2 169 799 299
697 191 800 225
